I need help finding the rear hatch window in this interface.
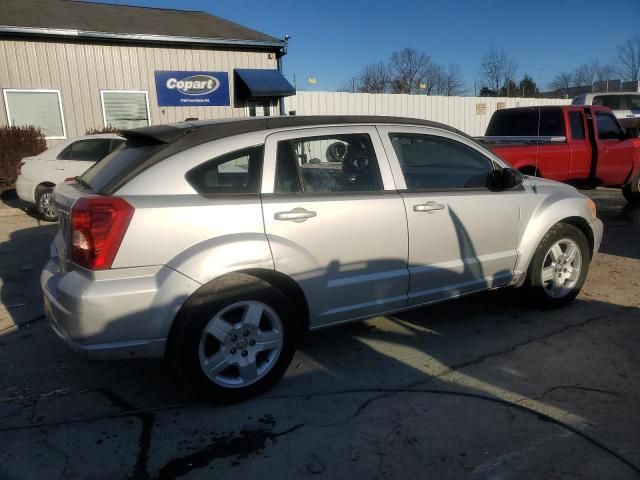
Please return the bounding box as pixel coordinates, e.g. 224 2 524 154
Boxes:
486 108 564 137
80 142 164 194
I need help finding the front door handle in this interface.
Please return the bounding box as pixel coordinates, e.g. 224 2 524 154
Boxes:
414 201 445 213
600 146 608 154
274 207 317 222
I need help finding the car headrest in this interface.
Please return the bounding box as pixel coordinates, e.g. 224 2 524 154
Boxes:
342 143 371 174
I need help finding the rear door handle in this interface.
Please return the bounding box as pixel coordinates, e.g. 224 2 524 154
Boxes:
600 147 608 153
274 208 317 222
414 201 445 213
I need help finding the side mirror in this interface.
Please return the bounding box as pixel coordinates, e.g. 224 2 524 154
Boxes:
489 167 523 190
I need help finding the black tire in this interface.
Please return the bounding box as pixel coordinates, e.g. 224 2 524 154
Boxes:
622 175 640 203
35 186 58 221
524 223 591 309
169 273 299 403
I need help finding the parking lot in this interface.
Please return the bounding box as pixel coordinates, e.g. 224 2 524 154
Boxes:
0 187 639 480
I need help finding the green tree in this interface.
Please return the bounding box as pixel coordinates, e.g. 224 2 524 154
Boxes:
499 79 518 97
518 74 539 97
479 86 496 97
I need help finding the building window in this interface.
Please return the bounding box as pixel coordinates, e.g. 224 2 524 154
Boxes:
101 90 150 129
3 89 66 139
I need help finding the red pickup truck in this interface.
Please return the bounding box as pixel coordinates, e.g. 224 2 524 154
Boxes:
476 105 640 202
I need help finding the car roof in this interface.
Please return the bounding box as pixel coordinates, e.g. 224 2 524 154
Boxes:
584 92 640 98
493 105 613 113
122 115 472 147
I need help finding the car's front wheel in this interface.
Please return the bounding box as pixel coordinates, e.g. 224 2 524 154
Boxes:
170 274 298 403
525 223 590 308
36 186 58 221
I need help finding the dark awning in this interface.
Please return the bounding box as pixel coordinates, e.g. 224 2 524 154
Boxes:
235 69 296 98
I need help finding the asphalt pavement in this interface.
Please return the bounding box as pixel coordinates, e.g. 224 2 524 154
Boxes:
0 187 639 480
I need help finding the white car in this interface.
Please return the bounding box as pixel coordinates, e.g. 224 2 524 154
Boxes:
15 134 124 220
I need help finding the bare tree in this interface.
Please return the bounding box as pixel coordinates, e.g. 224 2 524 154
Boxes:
436 64 465 96
548 72 573 96
388 47 432 94
595 63 616 82
573 62 597 86
355 62 391 93
479 46 517 92
616 35 640 82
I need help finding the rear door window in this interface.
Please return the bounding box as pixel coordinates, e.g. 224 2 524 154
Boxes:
58 139 121 161
568 111 586 140
274 134 383 194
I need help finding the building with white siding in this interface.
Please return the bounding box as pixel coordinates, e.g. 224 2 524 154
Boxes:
0 0 295 145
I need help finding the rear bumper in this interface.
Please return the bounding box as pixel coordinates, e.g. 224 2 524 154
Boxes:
15 176 36 204
41 257 200 360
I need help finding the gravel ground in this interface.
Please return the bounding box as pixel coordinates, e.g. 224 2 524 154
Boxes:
0 187 638 480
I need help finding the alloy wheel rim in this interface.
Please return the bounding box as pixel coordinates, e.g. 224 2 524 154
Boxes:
198 301 284 388
40 191 56 218
541 238 582 298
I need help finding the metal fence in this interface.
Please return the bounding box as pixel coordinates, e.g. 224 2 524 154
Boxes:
284 92 570 136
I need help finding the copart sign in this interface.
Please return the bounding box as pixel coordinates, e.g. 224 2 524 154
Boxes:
154 71 230 106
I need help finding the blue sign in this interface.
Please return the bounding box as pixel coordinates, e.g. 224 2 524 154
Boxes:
154 71 230 107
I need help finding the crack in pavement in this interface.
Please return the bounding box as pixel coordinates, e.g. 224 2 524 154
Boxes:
94 388 155 480
40 428 70 480
0 308 629 434
313 311 623 426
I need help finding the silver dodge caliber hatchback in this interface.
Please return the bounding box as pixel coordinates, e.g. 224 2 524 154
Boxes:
43 116 603 402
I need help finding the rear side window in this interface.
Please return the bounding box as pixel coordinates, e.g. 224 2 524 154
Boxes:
568 111 586 140
274 134 382 194
186 145 264 194
389 133 494 190
485 108 564 136
596 112 623 140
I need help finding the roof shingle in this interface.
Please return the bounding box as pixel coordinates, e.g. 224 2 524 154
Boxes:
0 0 283 47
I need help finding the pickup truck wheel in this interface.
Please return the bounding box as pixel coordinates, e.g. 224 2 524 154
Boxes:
170 274 298 403
36 186 58 222
525 223 590 309
622 176 640 203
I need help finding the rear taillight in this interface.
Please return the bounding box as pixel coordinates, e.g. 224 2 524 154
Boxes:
16 161 25 176
70 197 134 270
64 177 77 183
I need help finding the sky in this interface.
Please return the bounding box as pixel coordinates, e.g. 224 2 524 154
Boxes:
92 0 639 93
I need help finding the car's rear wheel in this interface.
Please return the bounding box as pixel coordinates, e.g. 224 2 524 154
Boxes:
622 174 640 203
36 186 58 221
525 223 590 308
170 274 298 403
